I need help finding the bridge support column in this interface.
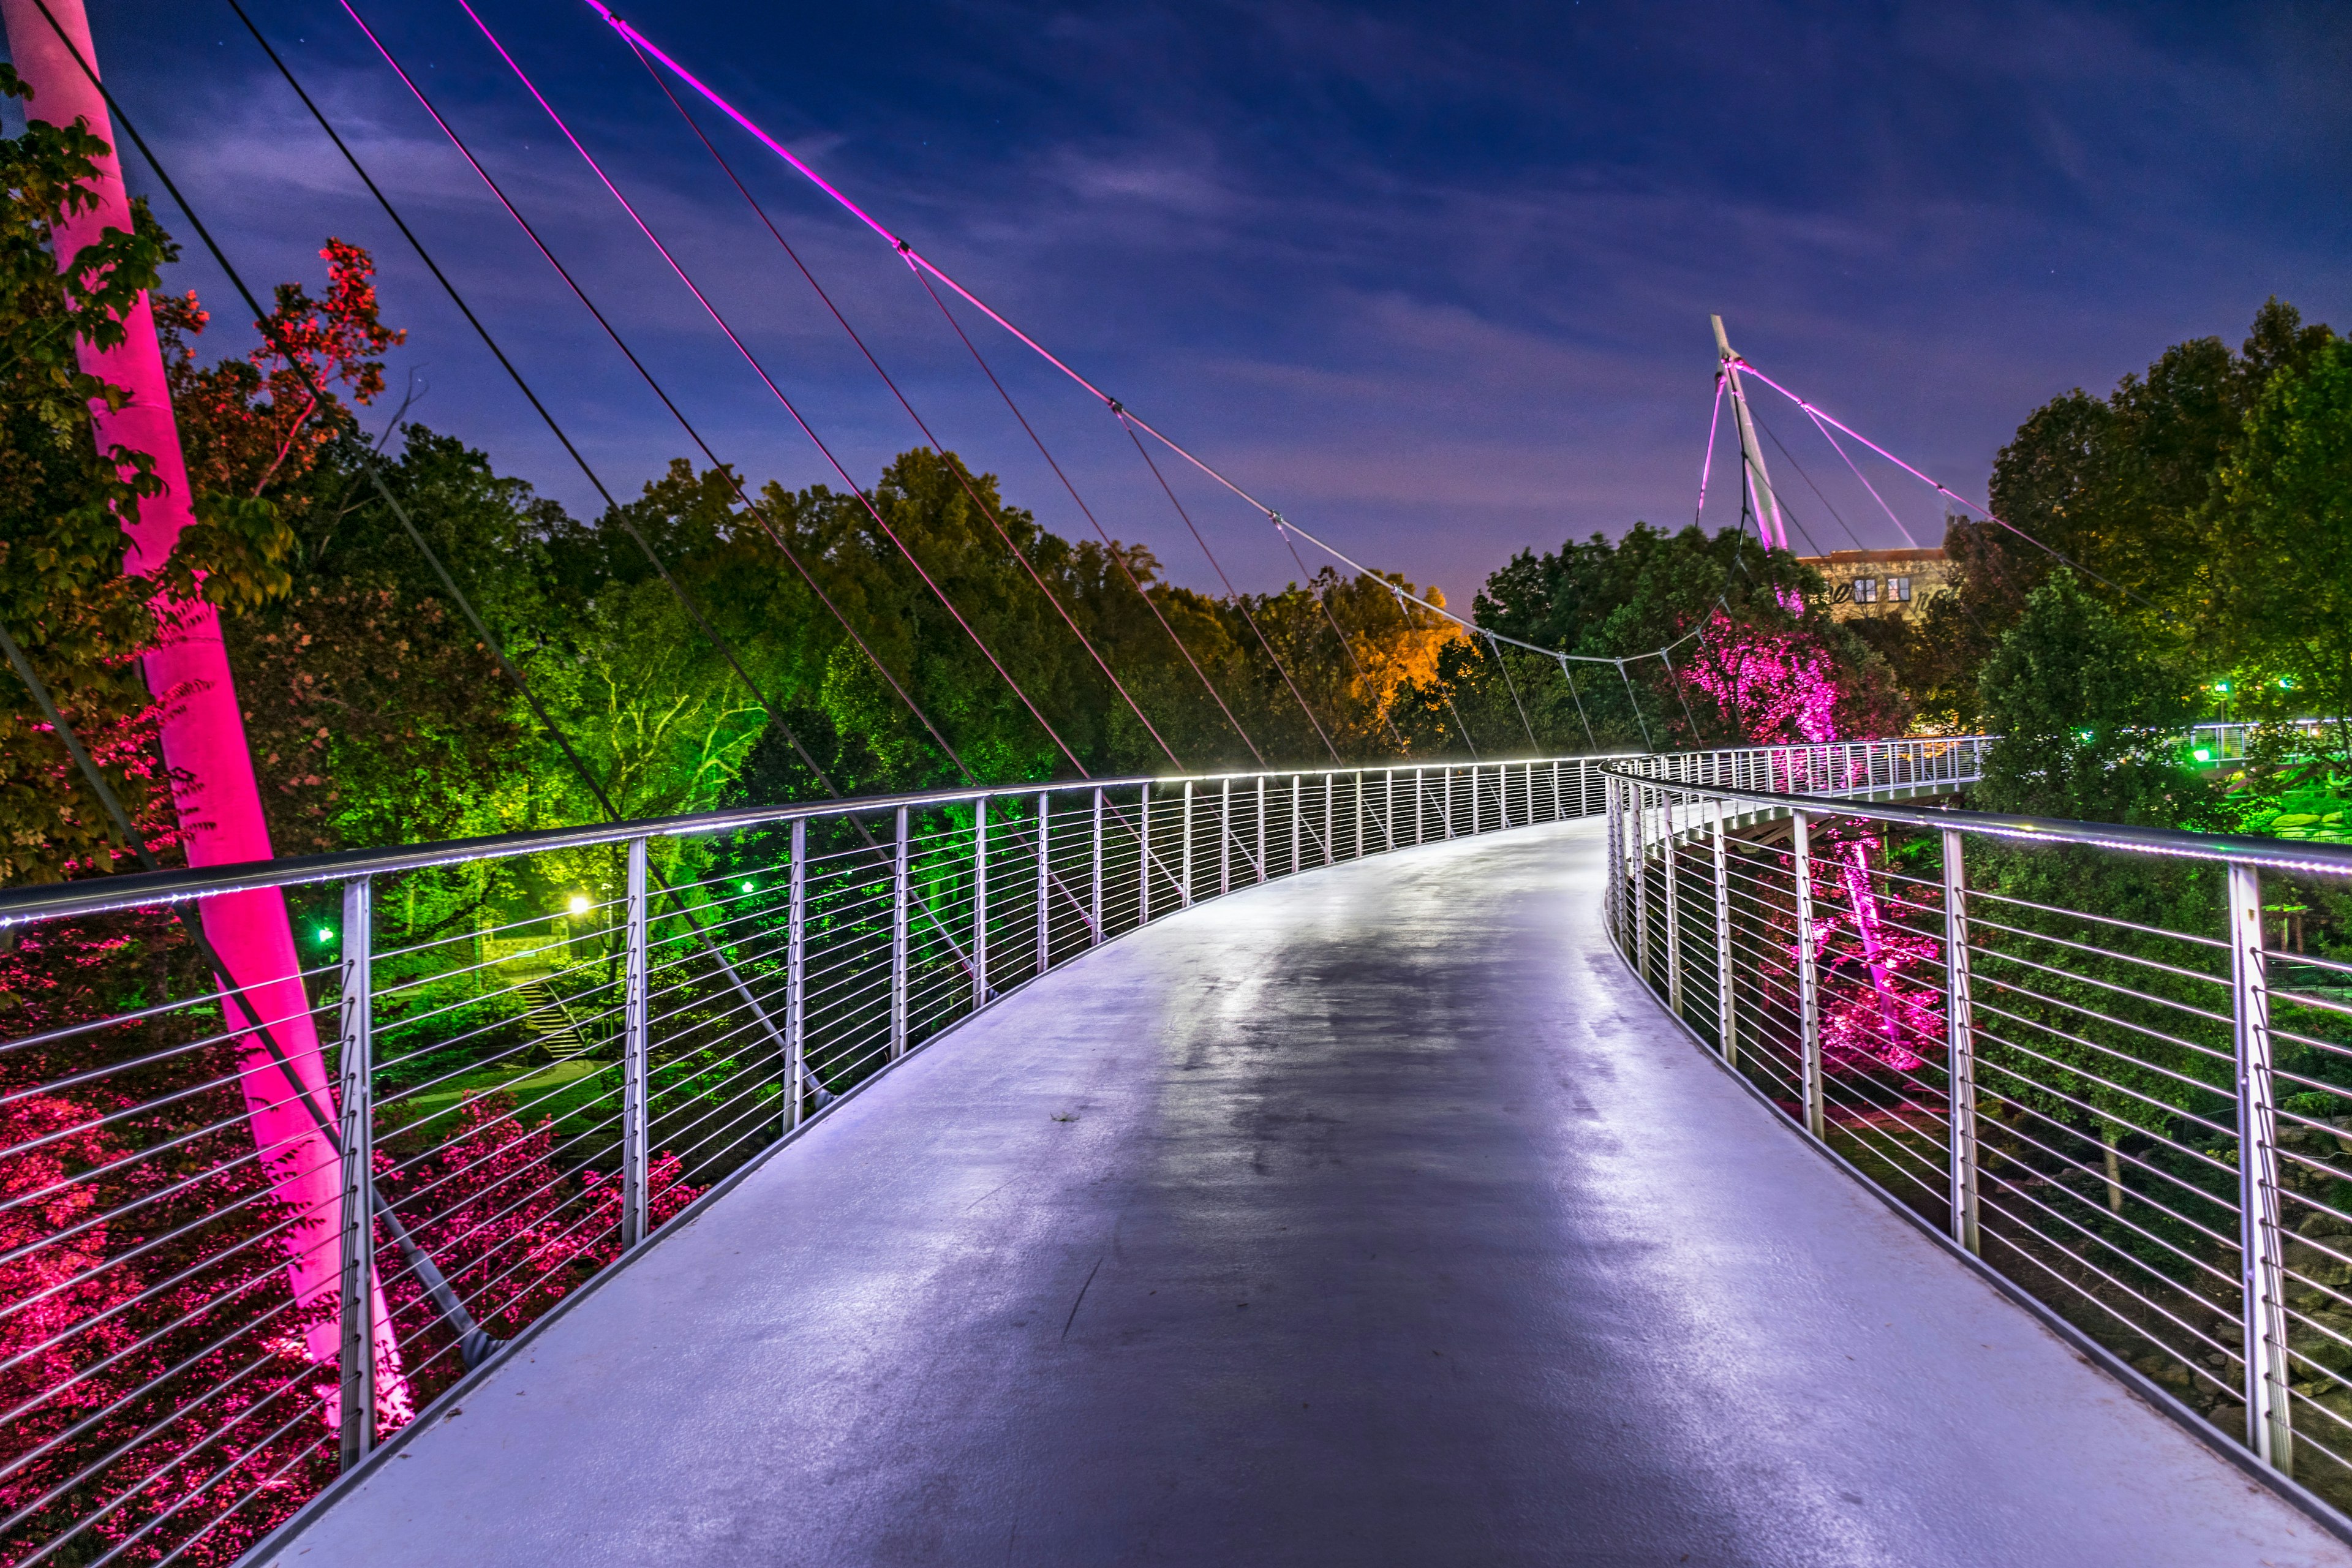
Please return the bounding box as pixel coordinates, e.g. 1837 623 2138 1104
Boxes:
621 837 650 1251
891 806 910 1060
1792 812 1824 1142
1942 827 1978 1254
2231 862 2294 1477
788 821 807 1128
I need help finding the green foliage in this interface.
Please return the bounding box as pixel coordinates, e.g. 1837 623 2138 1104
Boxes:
1466 521 1903 748
2210 337 2352 755
0 70 294 885
1977 571 2214 826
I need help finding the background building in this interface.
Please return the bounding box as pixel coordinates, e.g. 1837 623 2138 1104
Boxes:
1792 546 1957 622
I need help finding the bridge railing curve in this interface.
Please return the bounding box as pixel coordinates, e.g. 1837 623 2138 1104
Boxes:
1605 745 2352 1516
0 751 1647 1564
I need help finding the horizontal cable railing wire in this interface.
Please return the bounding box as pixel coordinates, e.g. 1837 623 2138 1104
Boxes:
1602 734 2352 1524
0 752 1641 1563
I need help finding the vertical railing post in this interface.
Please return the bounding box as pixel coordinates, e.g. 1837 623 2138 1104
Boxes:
1220 779 1232 895
1324 772 1334 865
1035 791 1051 977
1942 826 1978 1254
1182 781 1196 907
1354 771 1366 859
971 800 990 1008
1386 769 1396 850
1257 775 1268 883
1634 783 1652 981
1445 767 1456 839
787 820 808 1126
1792 812 1823 1140
1291 774 1303 876
336 875 375 1473
1605 775 1621 939
1090 786 1105 946
2232 861 2293 1476
1139 783 1152 925
1663 788 1683 1016
1713 799 1735 1067
890 805 910 1060
621 835 650 1251
1471 764 1483 835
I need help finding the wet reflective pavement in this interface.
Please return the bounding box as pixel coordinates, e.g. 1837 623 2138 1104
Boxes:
265 821 2352 1567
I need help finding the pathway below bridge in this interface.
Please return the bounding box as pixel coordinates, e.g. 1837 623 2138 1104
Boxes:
265 820 2351 1567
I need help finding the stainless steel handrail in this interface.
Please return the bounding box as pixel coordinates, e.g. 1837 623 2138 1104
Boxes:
1603 741 2352 1514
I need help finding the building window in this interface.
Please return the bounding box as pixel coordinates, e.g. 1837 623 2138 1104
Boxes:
1890 576 1912 601
1853 577 1879 603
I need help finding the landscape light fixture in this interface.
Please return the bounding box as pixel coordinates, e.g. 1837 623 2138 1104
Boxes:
568 894 591 917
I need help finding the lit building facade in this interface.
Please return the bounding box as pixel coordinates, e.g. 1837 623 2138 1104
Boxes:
1791 546 1958 623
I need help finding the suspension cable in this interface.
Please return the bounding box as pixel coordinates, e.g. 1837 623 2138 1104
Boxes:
620 39 1191 774
1735 358 2165 614
334 0 973 784
228 0 1012 992
1118 415 1341 761
896 265 1268 764
222 0 859 811
450 0 1095 783
582 3 1725 687
1274 517 1410 752
1485 631 1540 750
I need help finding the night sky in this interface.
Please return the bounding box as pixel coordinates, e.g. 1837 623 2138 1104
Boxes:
15 1 2351 611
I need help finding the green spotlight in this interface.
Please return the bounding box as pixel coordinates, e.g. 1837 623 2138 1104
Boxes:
2193 748 2212 762
317 927 334 943
741 881 755 894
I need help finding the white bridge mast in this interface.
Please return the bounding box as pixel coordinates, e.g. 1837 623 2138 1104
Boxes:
1711 314 1789 552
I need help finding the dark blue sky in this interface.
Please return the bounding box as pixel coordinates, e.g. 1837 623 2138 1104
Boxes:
21 1 2352 609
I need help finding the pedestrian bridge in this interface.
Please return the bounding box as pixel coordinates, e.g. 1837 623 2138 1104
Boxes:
6 742 2351 1566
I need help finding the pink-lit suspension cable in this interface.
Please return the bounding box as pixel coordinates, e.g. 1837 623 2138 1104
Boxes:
621 40 1193 775
584 1 1732 684
1735 360 2154 608
339 0 976 785
899 262 1268 766
459 0 1096 782
1801 404 1919 548
1695 371 1726 526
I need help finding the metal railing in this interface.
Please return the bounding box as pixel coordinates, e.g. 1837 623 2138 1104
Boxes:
2189 717 2343 764
1606 743 2352 1520
0 752 1627 1566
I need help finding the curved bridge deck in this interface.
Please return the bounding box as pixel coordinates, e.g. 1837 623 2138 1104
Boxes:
266 822 2350 1566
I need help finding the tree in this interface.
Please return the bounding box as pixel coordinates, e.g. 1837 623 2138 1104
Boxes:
2210 337 2352 755
0 67 288 886
1976 571 2214 827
